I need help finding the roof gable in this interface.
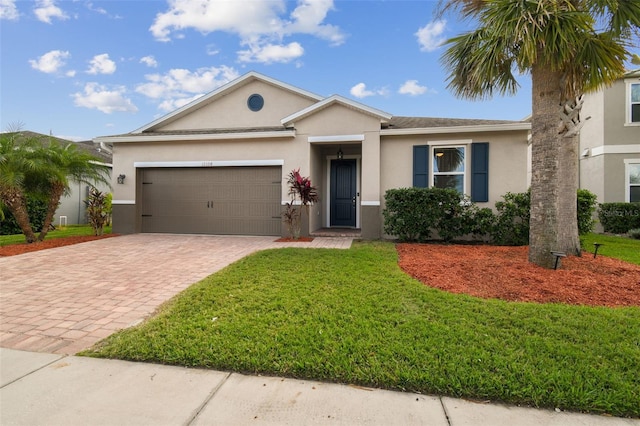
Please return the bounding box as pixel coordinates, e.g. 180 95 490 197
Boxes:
135 71 324 134
281 94 392 126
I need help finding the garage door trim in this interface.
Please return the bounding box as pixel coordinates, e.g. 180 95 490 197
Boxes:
134 159 284 168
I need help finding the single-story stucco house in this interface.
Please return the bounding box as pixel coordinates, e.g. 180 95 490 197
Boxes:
95 71 531 239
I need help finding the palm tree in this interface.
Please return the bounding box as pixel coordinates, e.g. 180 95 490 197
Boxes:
36 140 110 241
0 130 42 243
440 0 639 268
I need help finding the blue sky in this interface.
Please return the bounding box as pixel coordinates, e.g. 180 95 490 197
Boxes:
1 0 538 141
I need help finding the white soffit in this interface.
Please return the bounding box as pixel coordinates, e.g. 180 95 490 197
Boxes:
94 130 295 143
308 134 365 143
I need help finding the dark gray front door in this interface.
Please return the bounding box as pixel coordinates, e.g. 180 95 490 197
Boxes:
330 159 357 227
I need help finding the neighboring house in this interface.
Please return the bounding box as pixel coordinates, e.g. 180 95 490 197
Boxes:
579 69 640 204
95 72 531 239
11 131 113 226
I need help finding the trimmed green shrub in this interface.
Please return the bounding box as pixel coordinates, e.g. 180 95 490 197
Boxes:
384 188 599 245
0 195 49 235
598 203 640 233
628 229 640 240
492 190 531 246
577 189 598 235
383 187 475 242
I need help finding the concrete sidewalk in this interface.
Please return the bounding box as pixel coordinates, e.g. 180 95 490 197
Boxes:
1 349 637 426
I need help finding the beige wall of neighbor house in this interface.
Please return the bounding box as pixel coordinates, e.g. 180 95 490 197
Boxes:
580 71 640 204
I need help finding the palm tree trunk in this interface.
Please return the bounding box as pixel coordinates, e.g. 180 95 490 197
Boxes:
1 189 37 243
37 184 64 242
529 63 580 268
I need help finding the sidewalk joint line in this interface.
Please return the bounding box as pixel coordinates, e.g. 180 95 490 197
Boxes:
184 371 232 426
440 397 452 426
0 354 68 389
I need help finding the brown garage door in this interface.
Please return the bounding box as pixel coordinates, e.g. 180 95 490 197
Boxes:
140 167 282 235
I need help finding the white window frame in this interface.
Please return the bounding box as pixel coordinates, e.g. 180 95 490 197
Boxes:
625 159 640 202
625 79 640 126
428 140 471 195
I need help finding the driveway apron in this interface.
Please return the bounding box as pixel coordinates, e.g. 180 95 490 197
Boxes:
0 234 352 355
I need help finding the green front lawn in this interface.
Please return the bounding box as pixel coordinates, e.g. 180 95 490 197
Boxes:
0 225 112 246
581 233 640 265
83 241 640 417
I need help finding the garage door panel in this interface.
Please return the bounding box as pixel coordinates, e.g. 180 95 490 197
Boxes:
141 166 281 235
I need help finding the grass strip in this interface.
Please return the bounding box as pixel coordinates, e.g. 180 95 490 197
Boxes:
581 233 640 265
0 225 112 246
83 241 640 417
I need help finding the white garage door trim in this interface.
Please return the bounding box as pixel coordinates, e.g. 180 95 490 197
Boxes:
134 160 284 168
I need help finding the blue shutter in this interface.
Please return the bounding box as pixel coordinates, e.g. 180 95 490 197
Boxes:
413 145 429 187
471 142 489 202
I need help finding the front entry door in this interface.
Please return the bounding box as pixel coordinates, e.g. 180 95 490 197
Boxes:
330 159 357 227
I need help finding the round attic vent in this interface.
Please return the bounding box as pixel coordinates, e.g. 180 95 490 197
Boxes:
247 94 264 112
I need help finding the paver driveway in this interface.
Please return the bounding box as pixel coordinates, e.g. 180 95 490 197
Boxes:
0 234 352 355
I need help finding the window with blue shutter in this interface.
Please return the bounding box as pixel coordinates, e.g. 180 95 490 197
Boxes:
471 142 489 202
413 145 429 187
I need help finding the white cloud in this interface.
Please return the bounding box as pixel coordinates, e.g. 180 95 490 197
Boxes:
416 19 447 52
285 0 344 45
149 0 344 64
349 82 388 99
140 55 158 68
237 42 304 64
87 53 116 75
136 65 239 111
34 0 68 24
399 80 427 96
0 0 19 20
72 82 138 114
29 50 70 74
158 94 204 112
350 83 374 98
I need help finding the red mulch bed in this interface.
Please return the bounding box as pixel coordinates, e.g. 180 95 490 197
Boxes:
0 234 119 257
397 244 640 308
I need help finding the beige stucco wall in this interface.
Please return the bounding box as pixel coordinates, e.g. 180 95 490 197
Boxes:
580 76 640 203
157 80 317 131
111 137 308 204
379 130 530 210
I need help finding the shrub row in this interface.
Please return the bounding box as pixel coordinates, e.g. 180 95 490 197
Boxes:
383 188 598 245
598 203 640 233
0 196 49 235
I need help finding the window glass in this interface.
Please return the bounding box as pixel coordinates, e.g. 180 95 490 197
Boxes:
630 163 640 202
630 164 640 185
631 83 640 103
631 83 640 123
433 147 465 193
434 175 464 193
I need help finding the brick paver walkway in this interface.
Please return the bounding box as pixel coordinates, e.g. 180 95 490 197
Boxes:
0 234 352 354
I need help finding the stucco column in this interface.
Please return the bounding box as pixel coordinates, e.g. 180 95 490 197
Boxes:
360 132 381 239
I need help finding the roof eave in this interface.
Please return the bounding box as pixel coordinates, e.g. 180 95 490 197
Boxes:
94 129 296 144
381 122 531 136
